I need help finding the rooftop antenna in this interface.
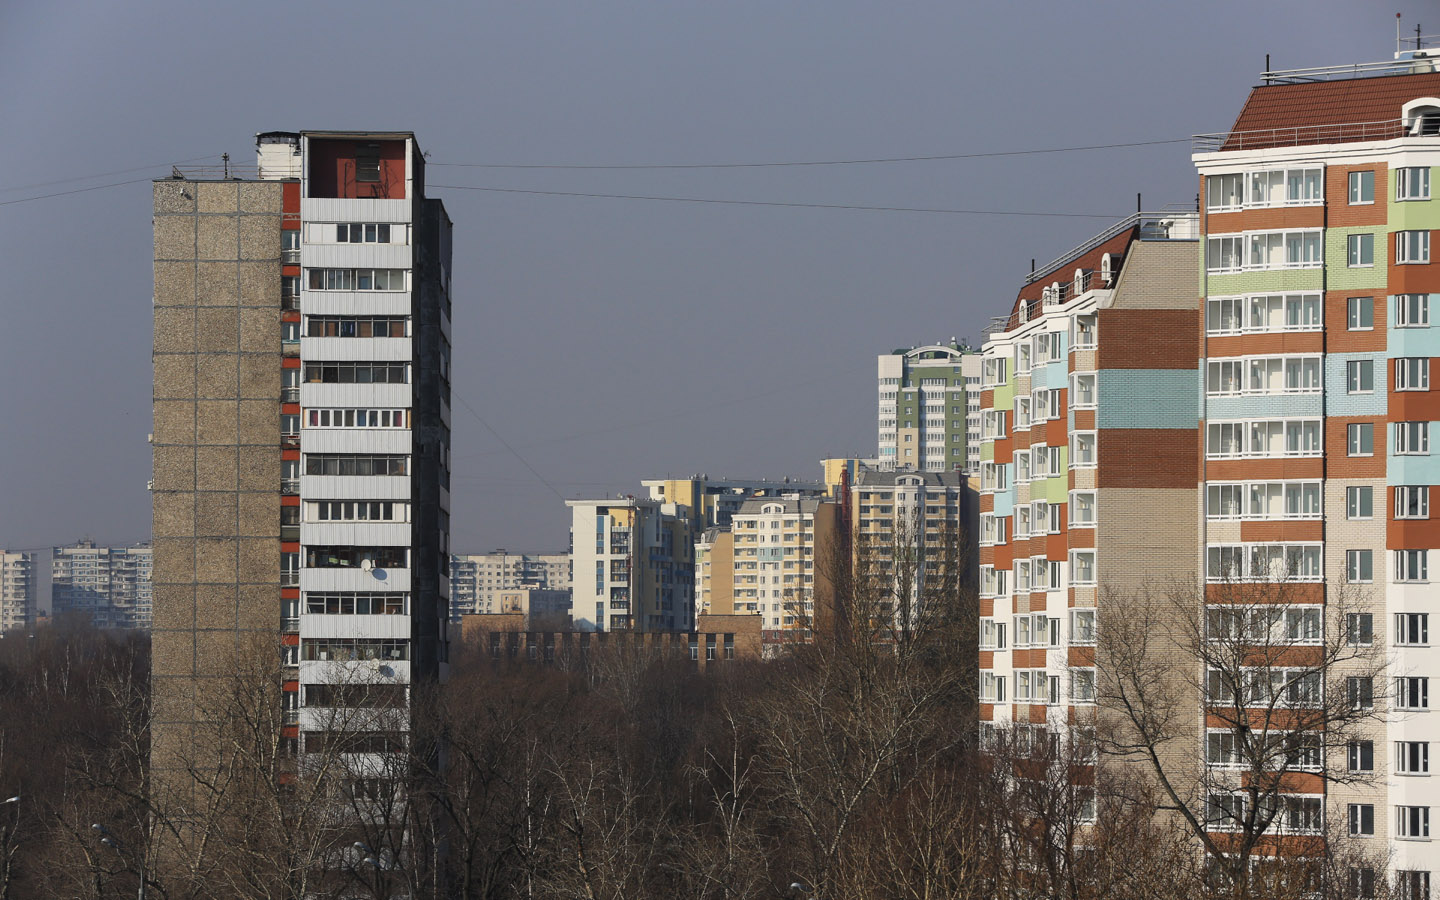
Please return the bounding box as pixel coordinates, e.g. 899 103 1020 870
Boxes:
1398 13 1404 54
222 152 230 179
1418 23 1425 51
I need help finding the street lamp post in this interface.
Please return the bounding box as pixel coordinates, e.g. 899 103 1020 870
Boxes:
92 822 146 900
0 797 19 900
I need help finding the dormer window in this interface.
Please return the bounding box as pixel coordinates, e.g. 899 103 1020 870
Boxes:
1403 99 1440 136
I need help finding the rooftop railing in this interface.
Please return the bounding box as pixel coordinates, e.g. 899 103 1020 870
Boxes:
1024 210 1197 285
1193 118 1408 153
1258 55 1439 84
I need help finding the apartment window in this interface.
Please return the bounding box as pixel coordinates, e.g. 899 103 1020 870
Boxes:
1207 236 1244 273
1071 491 1096 527
1348 485 1374 519
1398 486 1431 519
335 222 393 243
1247 230 1322 268
303 361 408 384
1348 296 1375 330
1350 804 1376 836
1071 609 1096 644
304 454 408 476
1398 358 1432 391
1398 550 1431 583
1347 676 1377 710
1398 293 1430 327
1068 551 1096 586
1398 742 1431 775
1398 613 1430 646
1207 730 1241 765
1349 170 1376 204
1207 359 1244 395
354 143 381 182
1399 166 1432 201
1348 233 1375 267
1347 613 1374 646
1398 806 1431 839
307 409 409 429
1206 173 1243 210
1349 423 1374 456
1350 868 1377 900
1349 740 1375 772
311 500 402 522
1397 676 1431 710
1397 230 1431 264
1071 432 1096 468
1397 422 1431 455
1347 359 1375 393
1071 669 1096 703
1207 296 1244 333
1397 871 1430 900
306 267 406 291
306 315 408 338
1071 373 1096 407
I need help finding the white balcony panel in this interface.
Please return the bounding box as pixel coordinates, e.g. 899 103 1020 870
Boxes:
303 243 412 269
302 522 412 547
300 474 412 500
300 613 413 640
301 336 412 362
301 197 411 224
298 707 409 733
300 292 414 317
300 566 410 593
300 430 411 455
301 383 411 409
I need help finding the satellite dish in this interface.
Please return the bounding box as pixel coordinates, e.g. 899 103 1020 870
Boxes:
361 559 375 572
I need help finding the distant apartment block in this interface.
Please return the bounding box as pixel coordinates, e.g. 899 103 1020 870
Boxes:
729 496 839 636
567 497 694 632
0 551 36 632
642 475 826 528
449 550 570 619
51 539 154 629
878 343 983 472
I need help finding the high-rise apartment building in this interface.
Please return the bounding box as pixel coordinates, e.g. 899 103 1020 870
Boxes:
1194 57 1440 886
567 497 694 632
51 540 154 629
449 550 570 619
0 551 36 633
976 210 1201 761
729 496 838 634
877 343 983 472
151 131 451 803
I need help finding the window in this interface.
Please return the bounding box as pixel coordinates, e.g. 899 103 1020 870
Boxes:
1398 230 1431 264
1398 293 1430 327
306 315 408 338
304 592 408 615
303 361 408 384
306 268 407 290
1349 233 1375 267
1071 609 1096 644
1347 486 1374 519
1397 676 1431 710
1071 373 1096 407
1071 669 1096 703
1350 868 1377 900
1207 173 1243 210
1349 423 1374 456
1397 806 1431 839
1397 422 1431 455
1246 167 1323 206
1207 730 1241 766
1349 676 1374 709
1207 236 1244 273
1398 613 1430 646
1397 871 1430 900
1398 742 1431 775
334 222 394 243
1071 491 1096 526
354 143 381 182
1348 296 1375 330
1347 613 1374 646
1350 804 1376 836
1206 543 1322 582
1349 740 1374 772
1349 170 1375 204
306 408 409 429
1398 486 1431 519
1071 432 1096 467
1398 358 1432 391
1206 419 1320 459
1207 296 1245 333
1347 359 1374 393
304 454 408 476
309 500 405 523
1247 230 1322 269
1399 166 1432 201
1398 550 1430 583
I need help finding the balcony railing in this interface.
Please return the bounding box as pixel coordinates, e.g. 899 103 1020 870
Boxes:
281 478 300 495
282 386 300 402
1193 118 1408 153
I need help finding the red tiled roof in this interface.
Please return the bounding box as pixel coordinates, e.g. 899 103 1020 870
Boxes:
1222 71 1440 150
1004 227 1136 331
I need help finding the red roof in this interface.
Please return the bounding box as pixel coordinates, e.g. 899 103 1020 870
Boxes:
1220 71 1440 150
1003 227 1136 331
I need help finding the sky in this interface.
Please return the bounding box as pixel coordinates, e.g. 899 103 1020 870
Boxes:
0 0 1411 555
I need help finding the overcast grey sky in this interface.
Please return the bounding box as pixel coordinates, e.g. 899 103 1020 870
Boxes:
0 0 1406 553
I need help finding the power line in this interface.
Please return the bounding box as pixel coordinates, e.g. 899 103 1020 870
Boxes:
0 154 222 194
430 183 1120 218
0 177 161 208
449 391 567 502
428 137 1190 170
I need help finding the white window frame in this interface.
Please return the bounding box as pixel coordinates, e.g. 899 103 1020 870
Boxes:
1398 166 1432 201
1396 421 1431 456
1348 296 1375 331
1348 232 1375 268
1396 550 1430 584
1347 359 1375 394
1397 486 1431 520
1397 230 1431 265
1397 293 1430 328
1349 170 1376 205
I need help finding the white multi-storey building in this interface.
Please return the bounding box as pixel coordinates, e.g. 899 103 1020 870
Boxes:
567 497 693 632
0 551 36 632
877 343 983 472
450 550 570 618
52 540 153 629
